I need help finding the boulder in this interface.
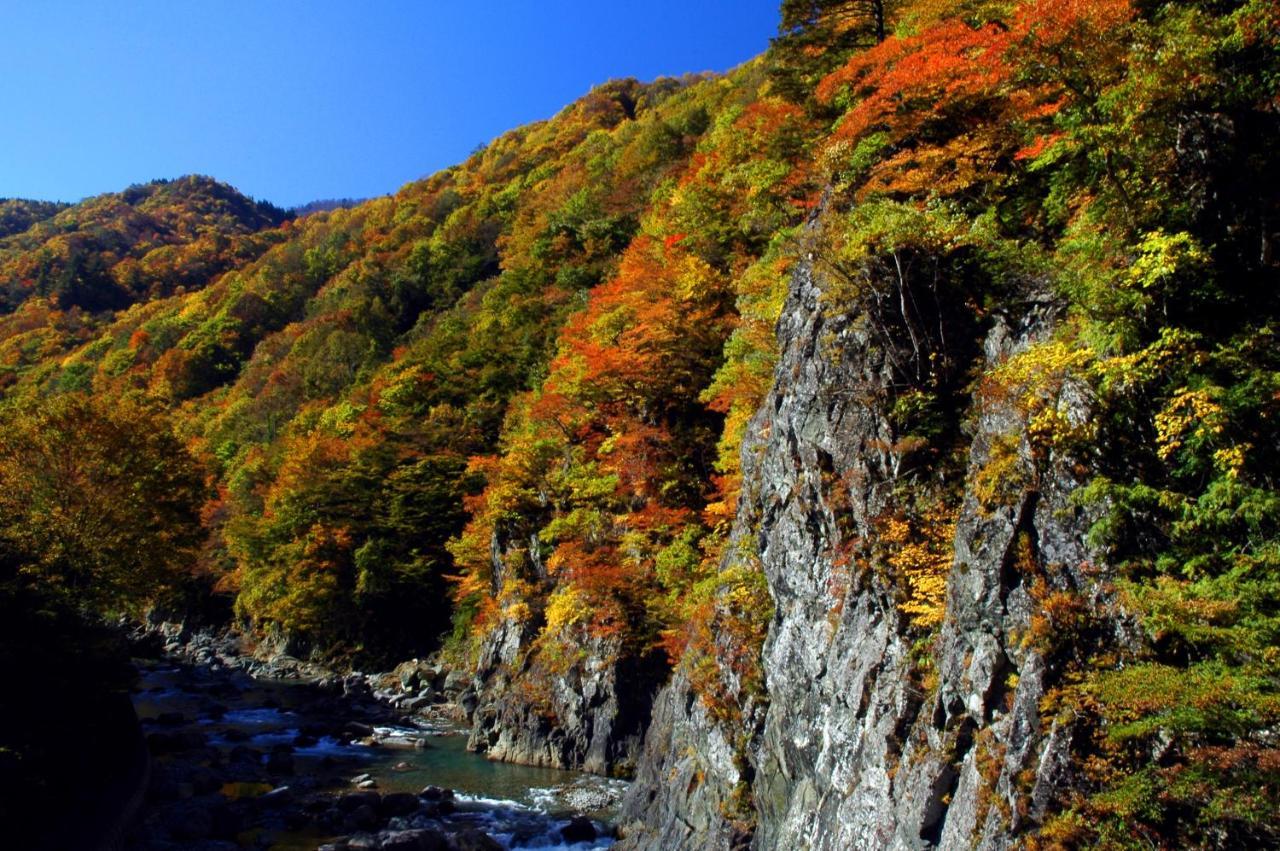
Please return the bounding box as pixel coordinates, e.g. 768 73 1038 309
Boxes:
449 830 502 851
417 786 455 817
265 745 294 774
338 790 382 812
228 745 261 765
348 803 380 831
260 785 295 807
560 816 597 843
441 670 470 695
188 766 225 795
380 792 420 817
380 829 449 851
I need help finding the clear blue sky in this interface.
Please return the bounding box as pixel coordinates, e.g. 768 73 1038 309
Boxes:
0 1 781 208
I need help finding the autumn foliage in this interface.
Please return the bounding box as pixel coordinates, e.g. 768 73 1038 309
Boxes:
0 1 1275 841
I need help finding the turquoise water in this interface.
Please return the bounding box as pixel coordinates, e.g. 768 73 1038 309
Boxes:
356 732 622 815
131 661 622 849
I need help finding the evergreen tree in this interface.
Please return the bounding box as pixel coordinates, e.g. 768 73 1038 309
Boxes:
770 0 894 103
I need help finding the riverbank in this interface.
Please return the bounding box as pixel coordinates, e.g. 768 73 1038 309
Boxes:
123 627 624 850
133 623 469 731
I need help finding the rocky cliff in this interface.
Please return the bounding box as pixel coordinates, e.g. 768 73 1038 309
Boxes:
464 613 666 776
460 529 669 776
620 229 1124 849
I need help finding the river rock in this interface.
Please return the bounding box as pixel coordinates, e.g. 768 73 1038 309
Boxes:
339 790 382 812
561 783 620 813
189 766 225 795
346 722 376 738
228 745 261 766
260 785 295 807
560 816 597 842
392 659 437 692
449 830 503 851
348 803 381 831
130 624 613 851
379 829 449 850
343 674 371 698
162 796 235 840
379 792 419 817
265 745 294 774
442 670 470 695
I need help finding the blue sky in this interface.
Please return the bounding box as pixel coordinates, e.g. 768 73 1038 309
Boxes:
0 2 781 208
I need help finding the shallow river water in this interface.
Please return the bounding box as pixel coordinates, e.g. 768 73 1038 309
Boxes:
129 659 623 850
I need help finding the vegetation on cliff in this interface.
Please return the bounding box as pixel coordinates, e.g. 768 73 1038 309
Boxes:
0 1 1276 846
808 1 1280 846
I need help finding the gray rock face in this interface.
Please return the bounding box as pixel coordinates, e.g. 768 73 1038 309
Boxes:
748 250 918 851
462 535 667 775
466 620 664 775
617 671 749 850
623 243 1118 848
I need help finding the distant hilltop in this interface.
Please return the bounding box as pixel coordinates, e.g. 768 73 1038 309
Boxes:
289 197 369 216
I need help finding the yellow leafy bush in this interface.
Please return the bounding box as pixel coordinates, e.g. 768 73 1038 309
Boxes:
876 503 956 630
1153 387 1225 462
542 584 591 635
974 335 1097 510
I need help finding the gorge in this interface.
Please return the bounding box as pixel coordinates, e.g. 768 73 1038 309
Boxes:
1 2 1278 849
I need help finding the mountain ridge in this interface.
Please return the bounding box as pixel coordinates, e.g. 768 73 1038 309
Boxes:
1 2 1277 848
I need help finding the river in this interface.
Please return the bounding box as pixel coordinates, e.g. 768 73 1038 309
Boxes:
127 656 623 850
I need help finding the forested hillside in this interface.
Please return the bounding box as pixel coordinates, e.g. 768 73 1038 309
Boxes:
0 176 291 392
0 198 66 239
1 1 1277 848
